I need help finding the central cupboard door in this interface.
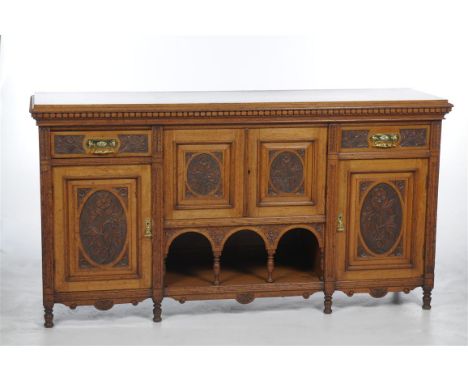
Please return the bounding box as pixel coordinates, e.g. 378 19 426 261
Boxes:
248 127 327 217
164 129 244 220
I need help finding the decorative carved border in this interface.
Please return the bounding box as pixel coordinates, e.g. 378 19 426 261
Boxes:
164 223 325 254
31 105 453 121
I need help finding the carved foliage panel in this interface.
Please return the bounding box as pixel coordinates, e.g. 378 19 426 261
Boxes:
259 142 314 204
176 143 231 208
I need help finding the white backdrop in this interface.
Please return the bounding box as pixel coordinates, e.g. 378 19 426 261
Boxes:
1 0 467 348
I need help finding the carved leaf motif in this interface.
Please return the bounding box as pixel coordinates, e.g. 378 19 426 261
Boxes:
118 135 149 153
55 135 85 154
186 152 222 196
341 130 369 148
269 150 304 194
360 183 403 255
400 129 427 147
79 190 127 265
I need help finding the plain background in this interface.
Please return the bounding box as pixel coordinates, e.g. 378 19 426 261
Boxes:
0 0 467 377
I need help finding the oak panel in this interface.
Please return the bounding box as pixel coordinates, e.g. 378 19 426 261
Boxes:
336 159 427 281
53 165 152 292
248 127 327 217
164 129 244 220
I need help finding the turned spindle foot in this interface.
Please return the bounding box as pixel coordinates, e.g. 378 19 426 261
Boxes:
323 293 333 314
422 287 432 310
153 300 162 322
44 305 54 328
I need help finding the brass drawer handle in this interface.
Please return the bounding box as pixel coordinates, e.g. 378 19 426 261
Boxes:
144 218 153 238
86 138 119 154
369 133 400 148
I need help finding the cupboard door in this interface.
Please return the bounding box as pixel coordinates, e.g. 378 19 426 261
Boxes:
53 165 152 292
164 129 244 220
336 159 427 281
248 127 327 217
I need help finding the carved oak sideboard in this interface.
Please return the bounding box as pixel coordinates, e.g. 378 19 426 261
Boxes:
30 89 452 327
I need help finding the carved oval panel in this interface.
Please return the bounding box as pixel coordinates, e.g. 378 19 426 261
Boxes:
79 190 127 265
186 153 221 196
360 183 402 254
269 151 304 193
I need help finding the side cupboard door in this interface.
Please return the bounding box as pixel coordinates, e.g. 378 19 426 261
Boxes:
52 165 152 292
336 159 427 281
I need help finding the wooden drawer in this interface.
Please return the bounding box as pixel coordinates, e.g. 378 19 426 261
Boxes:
339 123 430 153
51 130 152 158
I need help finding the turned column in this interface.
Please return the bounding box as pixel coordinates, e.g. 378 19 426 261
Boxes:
267 249 275 283
213 250 221 286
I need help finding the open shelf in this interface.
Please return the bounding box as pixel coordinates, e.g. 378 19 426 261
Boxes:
164 228 321 294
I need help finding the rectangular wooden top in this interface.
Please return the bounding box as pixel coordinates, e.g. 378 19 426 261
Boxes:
31 88 446 108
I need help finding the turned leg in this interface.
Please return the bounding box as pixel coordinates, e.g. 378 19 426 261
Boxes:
422 286 432 310
44 304 54 328
323 292 333 314
153 299 162 322
213 250 221 286
267 249 275 283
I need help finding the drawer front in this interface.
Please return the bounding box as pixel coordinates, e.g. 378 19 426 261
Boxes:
339 123 430 152
164 128 244 220
52 130 152 158
248 127 327 217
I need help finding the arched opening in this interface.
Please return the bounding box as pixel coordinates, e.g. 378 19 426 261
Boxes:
221 230 268 285
274 228 321 282
165 232 214 288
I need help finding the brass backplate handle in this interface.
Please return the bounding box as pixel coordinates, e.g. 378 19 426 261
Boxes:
337 213 345 232
369 133 400 148
86 138 119 154
144 218 153 238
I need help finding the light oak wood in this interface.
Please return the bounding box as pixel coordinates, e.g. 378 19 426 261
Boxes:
30 89 452 326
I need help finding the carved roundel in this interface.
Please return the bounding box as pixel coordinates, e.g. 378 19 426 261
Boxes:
269 150 304 194
79 190 127 265
186 152 222 196
360 183 403 255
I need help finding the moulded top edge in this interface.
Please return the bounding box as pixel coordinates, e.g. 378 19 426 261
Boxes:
31 88 448 109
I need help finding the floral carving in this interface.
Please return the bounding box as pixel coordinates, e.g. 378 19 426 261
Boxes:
268 150 304 195
77 188 92 206
118 134 149 153
360 183 403 255
236 293 255 304
186 152 222 196
341 130 369 148
400 129 427 147
54 135 85 154
79 190 127 265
